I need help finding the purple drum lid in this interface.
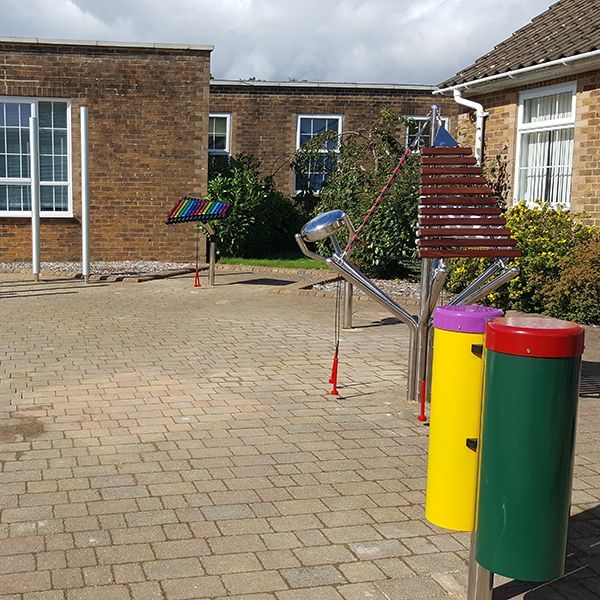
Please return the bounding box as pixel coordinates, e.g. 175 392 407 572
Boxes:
434 305 504 334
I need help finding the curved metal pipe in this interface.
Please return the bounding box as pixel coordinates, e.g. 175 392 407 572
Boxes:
448 260 502 307
328 254 417 331
295 233 326 263
457 267 519 307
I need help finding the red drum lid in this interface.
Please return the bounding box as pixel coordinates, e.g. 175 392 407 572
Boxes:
486 316 584 358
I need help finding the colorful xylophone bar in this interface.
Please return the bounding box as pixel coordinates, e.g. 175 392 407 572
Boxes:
165 196 233 224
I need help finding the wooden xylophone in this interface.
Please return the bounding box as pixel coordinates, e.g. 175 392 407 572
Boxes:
165 196 232 224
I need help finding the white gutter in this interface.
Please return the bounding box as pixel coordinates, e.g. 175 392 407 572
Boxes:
453 90 488 166
434 48 600 95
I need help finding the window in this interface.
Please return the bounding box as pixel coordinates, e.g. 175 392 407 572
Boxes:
405 116 450 149
515 83 576 209
295 115 342 192
208 113 231 154
0 98 71 216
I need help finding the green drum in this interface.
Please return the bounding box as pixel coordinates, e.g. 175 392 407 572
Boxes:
476 317 584 582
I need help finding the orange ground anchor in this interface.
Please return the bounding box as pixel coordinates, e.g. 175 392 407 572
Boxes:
329 343 340 395
194 267 202 288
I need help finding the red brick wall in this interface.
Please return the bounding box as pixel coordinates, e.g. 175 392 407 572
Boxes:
0 41 211 262
453 70 600 225
209 83 459 195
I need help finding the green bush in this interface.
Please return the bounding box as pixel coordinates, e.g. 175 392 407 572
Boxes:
545 238 600 325
446 204 598 315
208 155 302 257
293 109 420 278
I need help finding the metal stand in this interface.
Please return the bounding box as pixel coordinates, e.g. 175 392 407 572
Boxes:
29 115 40 283
343 282 353 329
196 222 217 287
81 107 90 284
467 534 494 600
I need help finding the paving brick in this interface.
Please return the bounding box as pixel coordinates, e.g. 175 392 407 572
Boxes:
0 570 51 594
161 576 226 599
222 570 288 595
202 551 263 574
280 565 346 588
143 557 204 580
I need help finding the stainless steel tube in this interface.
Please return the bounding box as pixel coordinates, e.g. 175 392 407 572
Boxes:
456 268 519 307
29 115 40 283
467 534 494 600
80 107 90 284
448 261 502 307
209 240 216 286
343 281 353 329
329 255 417 330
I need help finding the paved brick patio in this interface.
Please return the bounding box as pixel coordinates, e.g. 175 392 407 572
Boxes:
0 270 598 599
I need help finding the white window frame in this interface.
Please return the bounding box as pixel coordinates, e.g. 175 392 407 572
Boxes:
0 96 73 218
513 82 576 208
208 113 231 155
405 116 450 148
295 114 343 194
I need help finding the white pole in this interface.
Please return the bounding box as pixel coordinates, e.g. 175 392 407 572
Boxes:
29 114 40 282
80 107 90 284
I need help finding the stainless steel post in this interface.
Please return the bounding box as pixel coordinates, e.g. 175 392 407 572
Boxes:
430 104 440 146
208 240 216 286
343 281 353 329
29 115 40 282
467 534 494 600
80 107 90 284
416 258 432 402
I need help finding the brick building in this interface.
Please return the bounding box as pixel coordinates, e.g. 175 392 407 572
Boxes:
0 38 212 262
435 0 600 225
209 80 458 196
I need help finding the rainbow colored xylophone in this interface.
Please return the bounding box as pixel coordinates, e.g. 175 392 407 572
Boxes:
165 196 232 224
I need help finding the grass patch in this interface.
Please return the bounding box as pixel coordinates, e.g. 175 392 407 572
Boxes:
219 256 328 270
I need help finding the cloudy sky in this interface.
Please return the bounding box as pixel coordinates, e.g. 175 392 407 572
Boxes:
2 0 556 84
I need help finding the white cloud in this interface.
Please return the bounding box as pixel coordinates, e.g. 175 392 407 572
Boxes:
0 0 557 84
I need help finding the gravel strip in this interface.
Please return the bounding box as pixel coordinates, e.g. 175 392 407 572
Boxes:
313 277 422 299
0 261 195 275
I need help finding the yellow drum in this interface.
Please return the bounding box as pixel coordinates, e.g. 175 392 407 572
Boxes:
425 305 503 531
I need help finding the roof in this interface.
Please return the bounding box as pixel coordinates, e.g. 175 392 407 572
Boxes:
0 36 213 52
211 79 435 91
439 0 600 88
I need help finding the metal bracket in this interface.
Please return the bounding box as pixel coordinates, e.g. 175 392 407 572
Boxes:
471 344 483 357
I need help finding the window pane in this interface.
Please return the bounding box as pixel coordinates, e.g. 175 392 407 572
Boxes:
518 127 573 208
40 186 54 210
523 91 573 124
0 185 6 210
39 130 53 154
213 118 226 135
7 155 21 177
54 186 68 210
6 104 19 127
0 157 5 178
22 185 31 210
300 118 311 135
8 185 22 209
40 155 53 180
38 102 53 128
53 130 67 155
21 156 30 178
0 105 4 127
19 103 31 125
53 103 67 128
6 128 20 153
212 136 226 151
312 118 327 134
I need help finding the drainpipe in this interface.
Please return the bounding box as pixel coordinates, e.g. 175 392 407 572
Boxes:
453 90 488 166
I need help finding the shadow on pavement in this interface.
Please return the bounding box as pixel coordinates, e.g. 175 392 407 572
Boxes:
580 361 599 399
